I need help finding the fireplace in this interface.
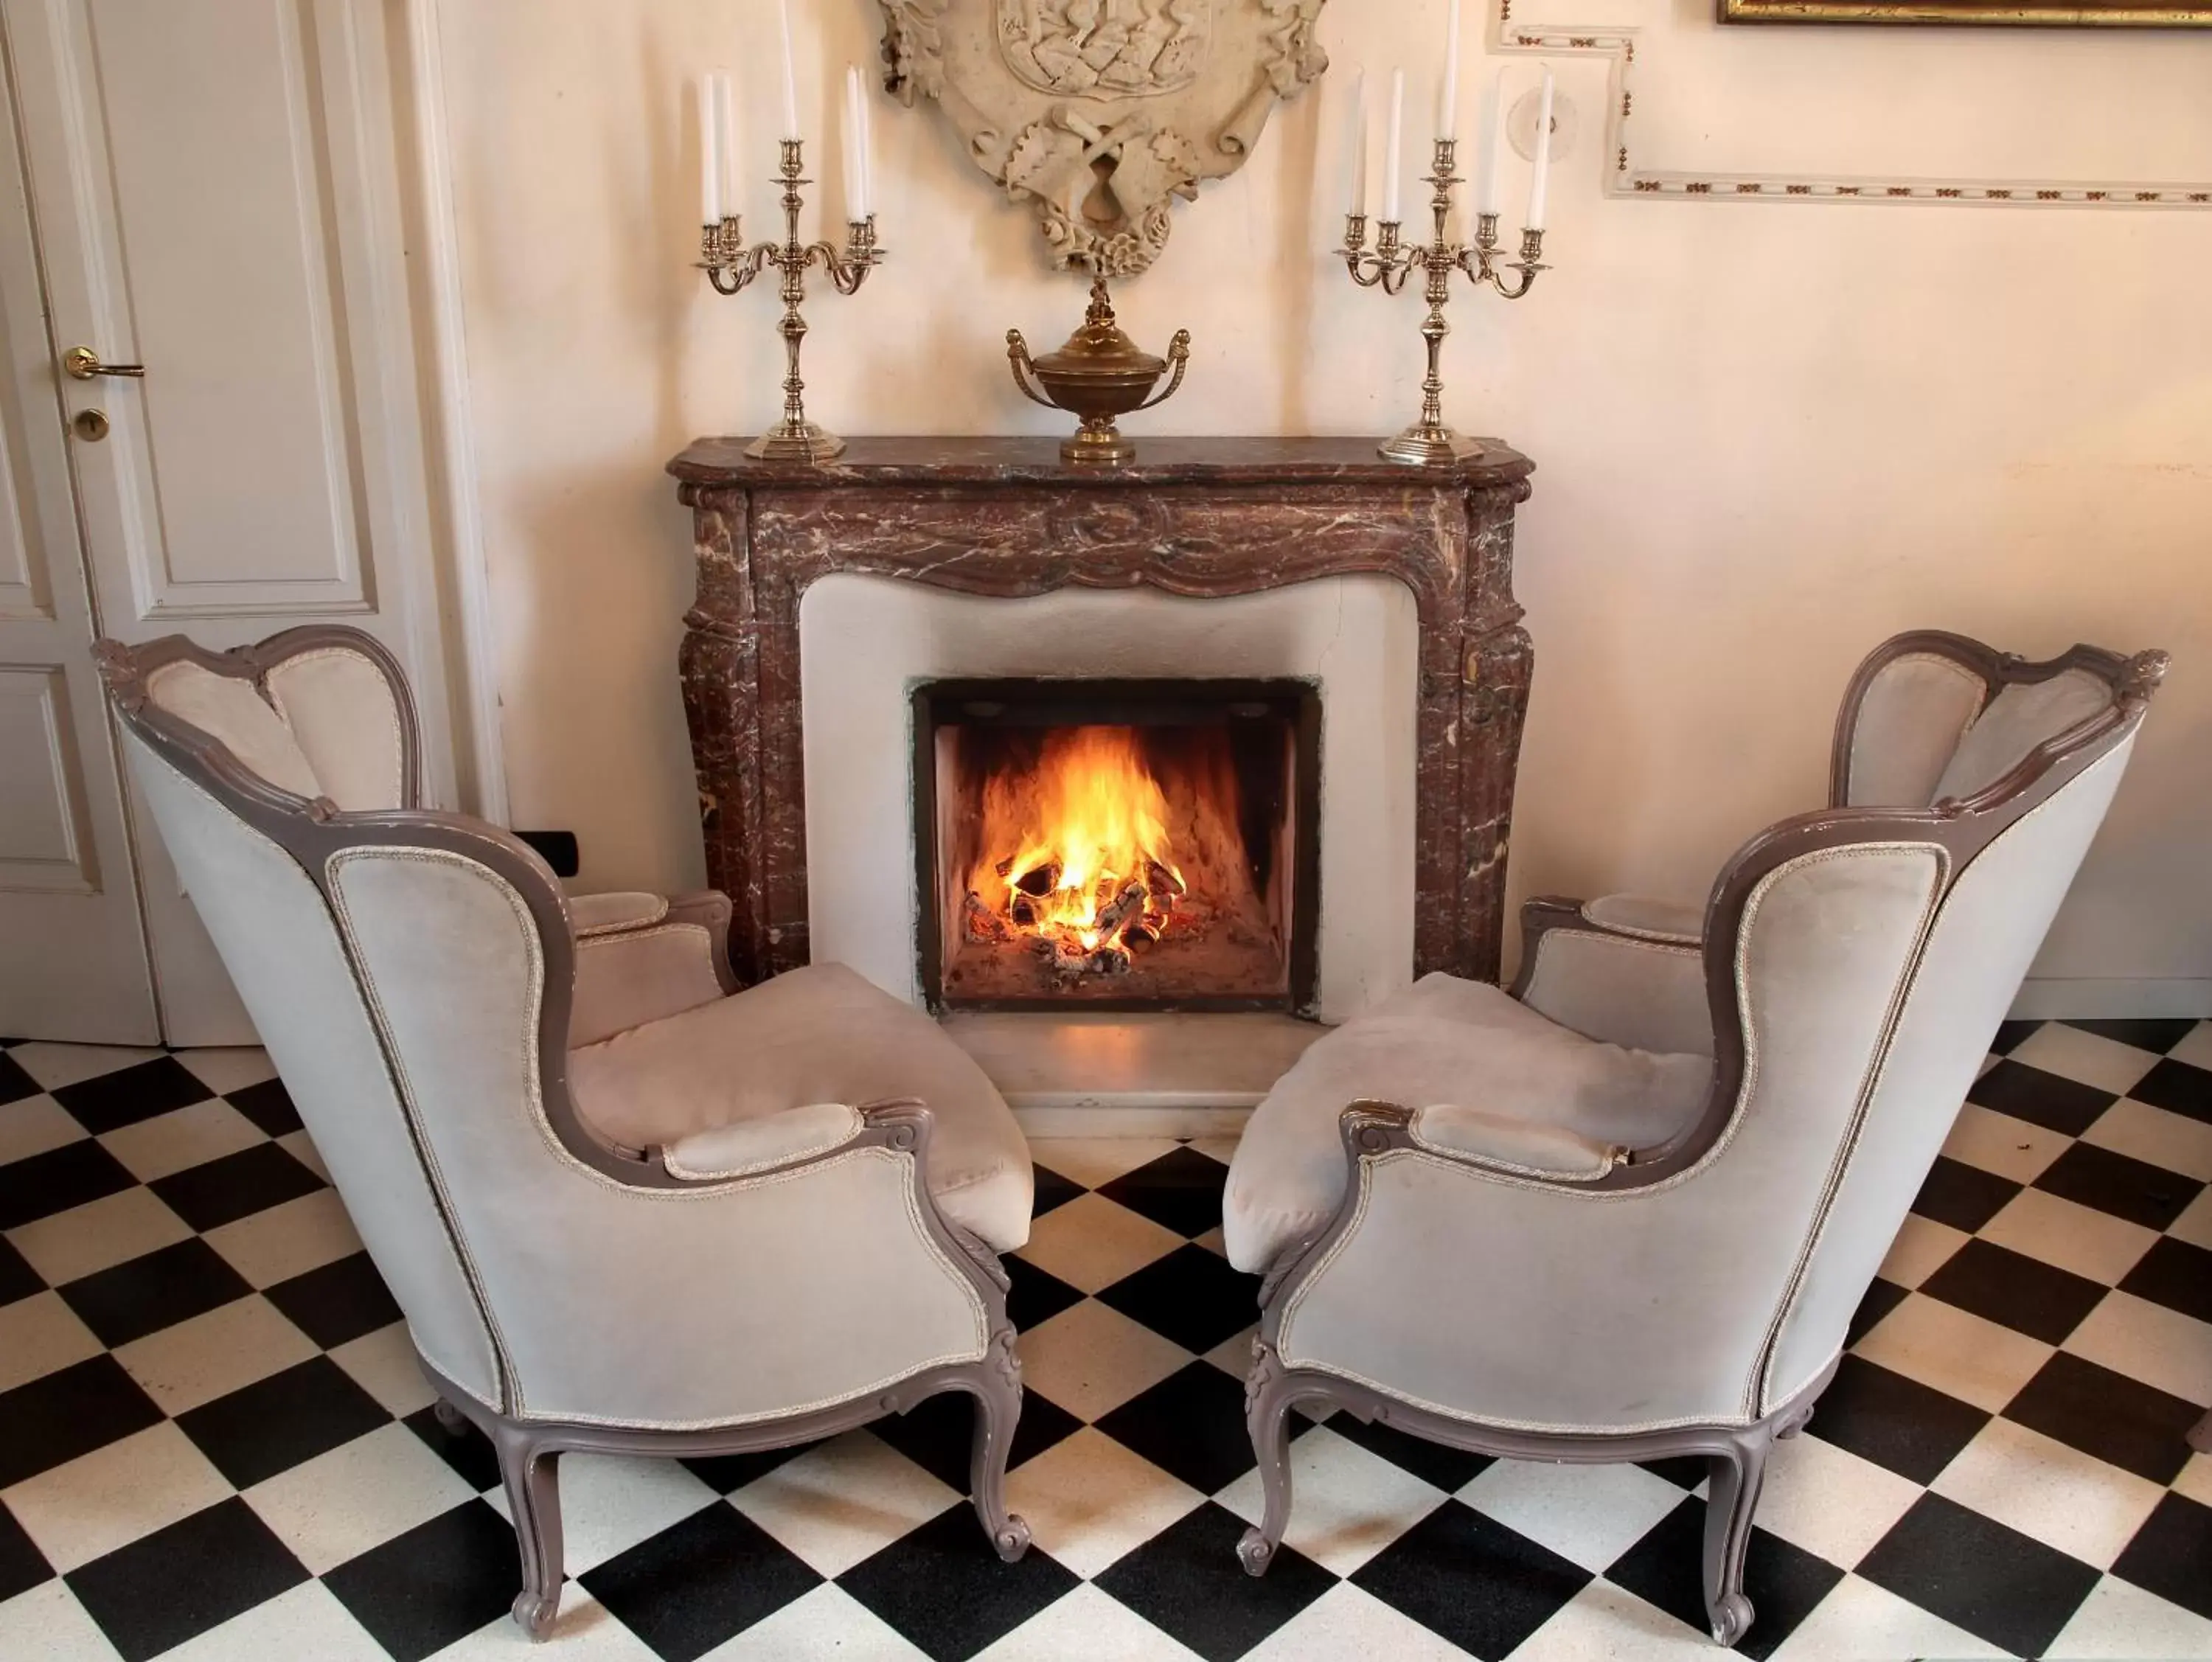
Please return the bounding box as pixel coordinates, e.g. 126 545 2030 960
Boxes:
915 679 1321 1013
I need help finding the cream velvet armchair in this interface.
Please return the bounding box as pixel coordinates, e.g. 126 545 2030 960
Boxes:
98 630 1036 1640
1222 631 2167 1647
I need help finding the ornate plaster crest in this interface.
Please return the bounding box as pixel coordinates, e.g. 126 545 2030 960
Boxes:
880 0 1329 277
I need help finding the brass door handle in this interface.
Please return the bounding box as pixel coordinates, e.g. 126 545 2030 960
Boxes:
62 345 145 380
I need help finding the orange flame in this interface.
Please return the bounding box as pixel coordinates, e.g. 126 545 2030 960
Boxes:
971 726 1183 936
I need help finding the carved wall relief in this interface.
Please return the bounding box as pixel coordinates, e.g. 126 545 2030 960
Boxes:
879 0 1329 275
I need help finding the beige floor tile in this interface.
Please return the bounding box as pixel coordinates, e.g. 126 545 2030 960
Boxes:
436 1591 665 1658
2064 1291 2212 1408
1015 1192 1184 1295
6 1043 164 1093
1187 1136 1242 1168
2010 1023 2161 1096
157 1581 388 1662
5 1187 191 1286
974 1582 1203 1661
1939 1104 2071 1184
1455 1458 1683 1576
0 1094 87 1165
1853 1291 2055 1414
1217 1425 1448 1576
2161 1022 2212 1074
1023 1138 1183 1190
1758 1430 1925 1569
730 1430 961 1579
2083 1098 2212 1183
173 1046 278 1097
1931 1417 2166 1571
1017 1299 1192 1422
700 1582 929 1661
1877 1214 1970 1289
2045 1575 2212 1661
1765 1573 2009 1661
0 1291 103 1394
244 1422 477 1575
328 1321 439 1418
1 1422 232 1572
0 1581 125 1662
2166 1186 2212 1252
1489 1578 1727 1662
2172 1451 2212 1509
278 1128 331 1184
485 1453 721 1574
1006 1427 1203 1578
1976 1186 2159 1284
203 1188 362 1288
1201 1324 1259 1380
97 1099 266 1183
114 1293 319 1415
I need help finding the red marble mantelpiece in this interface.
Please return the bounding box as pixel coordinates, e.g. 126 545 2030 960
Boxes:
668 437 1537 990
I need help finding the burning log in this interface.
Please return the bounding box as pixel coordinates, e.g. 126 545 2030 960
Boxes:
1087 945 1132 976
1093 881 1148 942
1146 860 1187 900
1123 924 1157 950
1009 894 1040 928
1013 861 1061 899
962 891 1009 945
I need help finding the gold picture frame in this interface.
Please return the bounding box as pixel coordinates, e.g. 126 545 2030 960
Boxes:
1720 0 2211 24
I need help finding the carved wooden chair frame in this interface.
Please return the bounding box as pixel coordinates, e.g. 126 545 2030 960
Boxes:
98 630 1030 1641
1240 632 2168 1645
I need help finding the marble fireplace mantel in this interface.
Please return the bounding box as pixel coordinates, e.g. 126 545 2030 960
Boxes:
667 436 1537 999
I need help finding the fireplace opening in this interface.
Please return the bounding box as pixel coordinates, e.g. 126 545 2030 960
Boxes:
915 679 1320 1012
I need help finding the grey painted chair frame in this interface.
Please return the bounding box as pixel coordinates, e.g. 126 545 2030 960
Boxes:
1239 633 2168 1646
98 631 1029 1640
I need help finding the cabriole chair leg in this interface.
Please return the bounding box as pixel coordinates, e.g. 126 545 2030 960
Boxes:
1702 1428 1770 1648
494 1426 565 1641
1237 1342 1295 1576
969 1327 1033 1561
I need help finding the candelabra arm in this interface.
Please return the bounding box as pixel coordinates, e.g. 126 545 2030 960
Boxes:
1004 330 1057 409
1132 330 1192 412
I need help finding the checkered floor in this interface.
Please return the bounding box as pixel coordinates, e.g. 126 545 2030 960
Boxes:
2 1020 2211 1661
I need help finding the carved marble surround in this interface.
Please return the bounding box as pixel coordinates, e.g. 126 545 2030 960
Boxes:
669 437 1537 1001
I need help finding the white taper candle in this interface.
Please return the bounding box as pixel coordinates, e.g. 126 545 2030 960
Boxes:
1476 67 1504 215
1384 69 1405 221
714 73 737 220
776 0 801 139
1526 65 1555 230
841 68 860 217
698 75 719 223
1438 0 1461 141
1346 69 1368 216
856 63 874 217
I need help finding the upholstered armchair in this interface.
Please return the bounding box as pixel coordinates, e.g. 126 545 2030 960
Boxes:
97 630 1036 1640
1222 631 2167 1647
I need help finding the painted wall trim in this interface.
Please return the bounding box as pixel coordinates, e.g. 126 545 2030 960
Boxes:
402 0 507 824
2011 978 2212 1021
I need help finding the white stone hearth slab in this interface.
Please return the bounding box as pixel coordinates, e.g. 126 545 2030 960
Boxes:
942 1012 1326 1136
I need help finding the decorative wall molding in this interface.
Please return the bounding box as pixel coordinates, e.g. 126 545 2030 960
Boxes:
1495 2 2212 208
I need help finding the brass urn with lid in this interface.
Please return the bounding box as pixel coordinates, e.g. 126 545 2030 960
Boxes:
1007 279 1191 465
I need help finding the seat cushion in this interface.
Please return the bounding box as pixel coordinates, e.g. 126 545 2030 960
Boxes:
1222 973 1713 1273
566 963 1032 1251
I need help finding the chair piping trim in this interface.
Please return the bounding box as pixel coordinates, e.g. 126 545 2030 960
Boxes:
265 647 407 807
1575 900 1702 945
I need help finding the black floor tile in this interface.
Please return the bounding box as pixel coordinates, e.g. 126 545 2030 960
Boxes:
403 1403 504 1491
1604 1496 1843 1661
150 1141 324 1231
1845 1276 1911 1350
2064 1018 2201 1057
1029 1161 1084 1220
50 1056 212 1134
2034 1141 2202 1231
177 1356 392 1488
840 1502 1079 1662
222 1076 303 1138
2002 1351 2204 1486
1908 1155 2021 1234
1326 1411 1496 1492
1857 1492 2099 1658
58 1236 250 1347
0 1234 41 1307
0 1355 164 1489
1919 1238 2108 1344
324 1498 526 1662
67 1498 307 1662
1352 1498 1590 1660
1096 1146 1229 1239
2117 1235 2212 1325
1806 1355 1990 1485
2127 1057 2212 1125
1637 1455 1711 1489
677 1441 818 1496
0 1049 37 1107
584 1501 818 1662
1966 1059 2117 1137
0 1495 52 1603
0 1137 136 1231
866 1385 1082 1495
1095 1363 1261 1495
265 1250 402 1349
1096 1243 1263 1355
2111 1492 2212 1623
1987 1019 2040 1055
1094 1501 1332 1662
1004 1254 1084 1332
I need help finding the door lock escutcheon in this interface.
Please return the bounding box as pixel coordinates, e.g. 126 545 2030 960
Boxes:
72 408 110 442
62 345 145 380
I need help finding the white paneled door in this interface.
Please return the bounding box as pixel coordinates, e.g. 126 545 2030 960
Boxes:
1 0 461 1043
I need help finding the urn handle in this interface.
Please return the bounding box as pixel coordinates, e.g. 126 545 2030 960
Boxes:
1132 330 1192 414
1004 330 1058 410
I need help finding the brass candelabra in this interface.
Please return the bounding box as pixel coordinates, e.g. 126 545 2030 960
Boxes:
1344 137 1548 466
700 139 883 462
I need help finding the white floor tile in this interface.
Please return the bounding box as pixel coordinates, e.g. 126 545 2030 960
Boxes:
158 1576 388 1661
1930 1417 2166 1570
2064 1291 2212 1408
2083 1098 2212 1183
245 1422 478 1574
0 1581 125 1661
1200 1324 1258 1381
1216 1425 1448 1576
2171 1451 2212 1509
1023 1138 1183 1189
0 1094 86 1165
1455 1459 1683 1577
278 1127 332 1183
1 1422 232 1572
2168 1186 2212 1252
1186 1137 1242 1168
96 1099 266 1183
328 1321 440 1419
2163 1022 2212 1074
1940 1105 2071 1184
1017 1299 1192 1422
1764 1573 2014 1661
971 1582 1201 1661
173 1046 278 1097
730 1431 961 1579
1756 1431 1925 1571
2009 1024 2162 1096
1242 1580 1472 1661
1004 1427 1203 1579
113 1293 319 1415
1876 1214 1969 1289
0 1290 102 1394
1015 1193 1185 1294
6 1044 164 1093
4 1186 191 1285
433 1590 662 1659
484 1453 719 1575
1501 1577 1724 1661
698 1581 929 1661
1852 1292 2056 1414
1975 1187 2160 1284
202 1188 363 1288
2045 1573 2212 1659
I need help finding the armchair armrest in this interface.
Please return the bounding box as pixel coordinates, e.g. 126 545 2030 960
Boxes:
1578 893 1703 945
663 1102 866 1181
569 917 731 1046
1408 1102 1623 1182
1513 896 1714 1060
569 890 669 936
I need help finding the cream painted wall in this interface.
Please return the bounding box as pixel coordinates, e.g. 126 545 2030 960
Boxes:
436 0 2212 1008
